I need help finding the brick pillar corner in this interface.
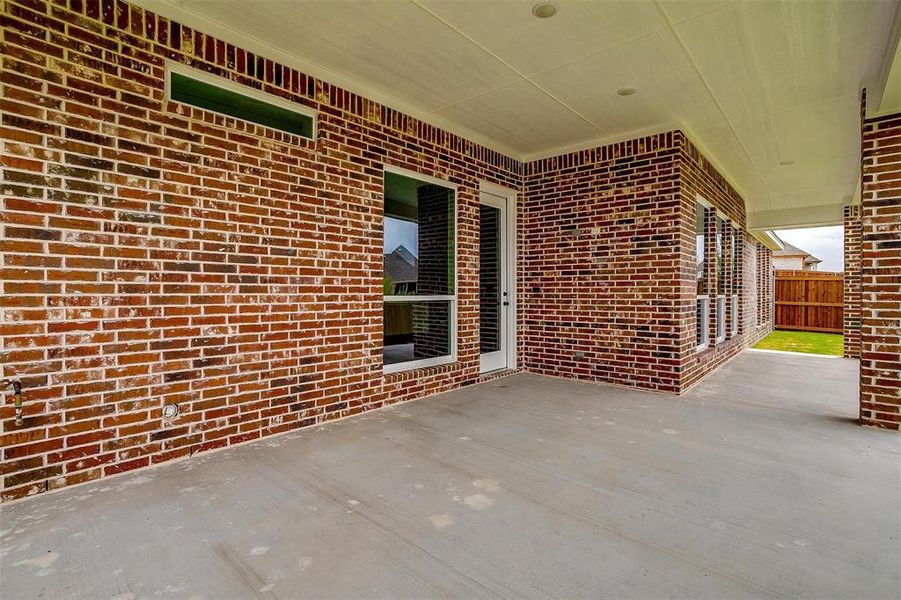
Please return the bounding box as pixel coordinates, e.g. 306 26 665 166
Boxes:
859 114 901 430
843 205 862 359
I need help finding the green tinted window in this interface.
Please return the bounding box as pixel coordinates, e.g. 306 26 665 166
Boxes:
170 71 314 139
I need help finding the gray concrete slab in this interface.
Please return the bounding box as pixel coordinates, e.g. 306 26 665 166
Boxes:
1 350 898 599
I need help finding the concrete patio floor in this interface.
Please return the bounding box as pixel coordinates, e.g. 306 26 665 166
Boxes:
1 350 898 599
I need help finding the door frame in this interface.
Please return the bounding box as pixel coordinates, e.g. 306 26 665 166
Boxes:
478 180 517 374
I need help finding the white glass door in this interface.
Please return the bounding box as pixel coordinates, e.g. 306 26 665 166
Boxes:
479 193 511 373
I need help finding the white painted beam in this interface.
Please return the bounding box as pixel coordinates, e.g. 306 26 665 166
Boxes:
750 230 784 251
869 0 901 116
747 204 844 231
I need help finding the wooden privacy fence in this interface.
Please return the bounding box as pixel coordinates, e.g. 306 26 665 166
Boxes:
774 270 844 333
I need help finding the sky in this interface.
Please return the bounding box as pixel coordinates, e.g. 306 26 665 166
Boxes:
384 216 418 256
775 225 843 272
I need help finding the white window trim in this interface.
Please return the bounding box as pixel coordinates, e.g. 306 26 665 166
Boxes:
696 295 710 352
715 214 727 297
695 196 713 353
730 223 740 337
165 60 318 139
715 295 726 343
382 165 458 374
730 294 739 337
726 221 740 338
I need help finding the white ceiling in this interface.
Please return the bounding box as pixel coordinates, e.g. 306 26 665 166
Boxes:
138 0 900 225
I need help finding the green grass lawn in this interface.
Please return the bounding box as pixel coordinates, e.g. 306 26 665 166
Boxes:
754 330 843 356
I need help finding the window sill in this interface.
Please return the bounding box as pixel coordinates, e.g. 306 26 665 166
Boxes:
383 355 456 376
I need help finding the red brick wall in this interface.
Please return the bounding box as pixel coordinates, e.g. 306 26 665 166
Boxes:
521 132 774 393
756 242 774 328
678 138 773 390
859 112 901 430
843 204 862 359
0 0 782 501
0 0 521 501
521 133 683 391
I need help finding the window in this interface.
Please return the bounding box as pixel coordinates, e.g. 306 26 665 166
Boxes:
383 168 456 371
695 201 710 350
696 204 707 297
716 295 726 342
696 295 710 351
715 215 726 343
730 295 739 337
167 64 315 139
716 215 726 292
730 224 740 337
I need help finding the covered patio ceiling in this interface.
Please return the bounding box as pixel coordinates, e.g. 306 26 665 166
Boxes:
138 0 901 230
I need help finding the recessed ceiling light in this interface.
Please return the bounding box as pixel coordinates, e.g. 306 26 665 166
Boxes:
617 87 637 97
532 2 558 18
779 160 795 166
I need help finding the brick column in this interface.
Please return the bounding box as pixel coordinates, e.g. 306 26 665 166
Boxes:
859 113 901 430
755 242 774 327
843 205 862 359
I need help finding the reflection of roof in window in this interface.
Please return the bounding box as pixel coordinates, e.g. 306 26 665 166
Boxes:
384 245 418 283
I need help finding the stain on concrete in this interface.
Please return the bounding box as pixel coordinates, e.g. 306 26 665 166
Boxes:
429 514 455 529
12 551 58 570
472 479 501 493
462 494 493 510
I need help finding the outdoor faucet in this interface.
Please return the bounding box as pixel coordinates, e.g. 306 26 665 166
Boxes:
2 379 23 426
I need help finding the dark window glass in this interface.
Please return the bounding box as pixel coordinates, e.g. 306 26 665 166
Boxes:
383 301 451 365
479 204 501 354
